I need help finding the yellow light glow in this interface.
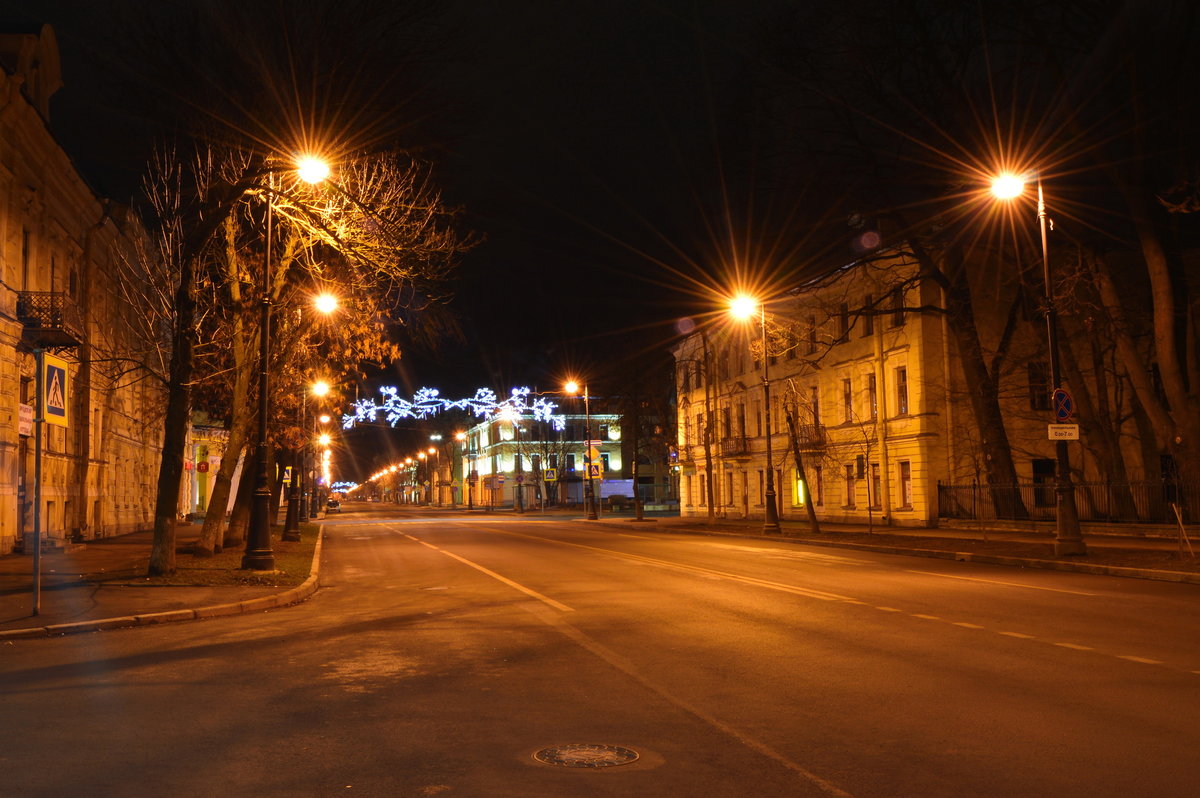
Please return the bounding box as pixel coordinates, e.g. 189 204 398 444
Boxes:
990 173 1026 200
314 293 339 314
564 380 580 395
428 447 437 455
455 431 466 441
312 380 331 397
319 414 331 424
418 452 426 460
297 156 330 184
729 294 759 320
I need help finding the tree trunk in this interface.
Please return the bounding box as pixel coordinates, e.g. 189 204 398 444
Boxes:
192 428 247 556
785 407 821 533
223 451 255 548
148 259 197 576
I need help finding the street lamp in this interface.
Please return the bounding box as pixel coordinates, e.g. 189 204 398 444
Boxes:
565 380 598 520
312 412 332 515
730 295 782 533
455 431 469 508
427 442 441 506
990 172 1085 556
244 156 329 570
283 297 338 540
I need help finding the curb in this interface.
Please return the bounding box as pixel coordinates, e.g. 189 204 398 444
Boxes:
596 519 1200 586
0 528 325 641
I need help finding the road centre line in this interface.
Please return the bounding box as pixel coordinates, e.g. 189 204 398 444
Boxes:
905 569 1098 596
401 533 574 613
433 523 1197 675
476 525 854 602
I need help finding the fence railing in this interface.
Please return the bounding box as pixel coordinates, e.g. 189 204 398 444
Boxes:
937 481 1199 525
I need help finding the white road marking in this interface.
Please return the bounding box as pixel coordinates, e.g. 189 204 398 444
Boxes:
905 569 1098 596
402 534 574 613
1054 642 1094 651
1117 655 1163 665
999 631 1036 639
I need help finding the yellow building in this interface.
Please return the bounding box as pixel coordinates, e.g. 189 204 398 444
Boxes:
0 25 166 552
674 253 952 526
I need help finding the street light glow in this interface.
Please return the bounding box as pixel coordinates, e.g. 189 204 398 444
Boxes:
297 156 330 184
990 173 1026 200
729 294 759 320
314 293 339 314
564 380 580 395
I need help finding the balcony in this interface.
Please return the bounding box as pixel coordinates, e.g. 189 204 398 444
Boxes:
16 291 84 348
792 423 826 451
719 435 751 459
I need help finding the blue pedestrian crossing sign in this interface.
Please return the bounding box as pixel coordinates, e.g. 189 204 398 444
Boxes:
42 354 69 428
587 463 601 479
544 468 558 482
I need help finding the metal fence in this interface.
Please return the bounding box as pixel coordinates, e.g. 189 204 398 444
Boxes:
937 481 1199 525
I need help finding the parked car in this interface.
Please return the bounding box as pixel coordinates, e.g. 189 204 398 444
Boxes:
326 498 341 512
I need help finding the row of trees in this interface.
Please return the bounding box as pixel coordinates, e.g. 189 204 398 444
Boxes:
697 0 1199 501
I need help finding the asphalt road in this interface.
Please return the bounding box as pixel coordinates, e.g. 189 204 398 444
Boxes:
3 505 1198 797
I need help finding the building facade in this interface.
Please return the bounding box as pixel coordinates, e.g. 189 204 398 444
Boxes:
0 25 166 553
674 254 954 526
460 410 628 511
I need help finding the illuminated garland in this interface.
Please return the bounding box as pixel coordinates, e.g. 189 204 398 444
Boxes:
343 386 567 431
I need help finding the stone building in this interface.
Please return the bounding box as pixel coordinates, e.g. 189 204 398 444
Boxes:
0 25 166 553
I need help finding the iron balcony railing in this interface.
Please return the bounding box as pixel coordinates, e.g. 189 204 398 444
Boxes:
16 291 84 347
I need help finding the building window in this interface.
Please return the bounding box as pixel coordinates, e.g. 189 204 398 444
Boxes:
844 464 856 508
736 404 747 438
870 463 881 509
842 378 853 423
1028 362 1051 411
793 469 807 506
838 302 850 341
598 423 609 440
726 472 735 507
807 315 817 354
810 386 821 426
899 461 913 509
890 287 905 327
754 400 763 437
600 453 611 472
868 373 878 419
814 465 824 506
862 294 874 336
722 407 732 439
566 453 576 472
549 454 558 470
896 367 909 415
757 470 764 506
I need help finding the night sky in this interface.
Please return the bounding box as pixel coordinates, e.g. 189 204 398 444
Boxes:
1 1 788 476
7 2 777 386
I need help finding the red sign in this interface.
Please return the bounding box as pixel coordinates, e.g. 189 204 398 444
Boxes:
197 462 210 473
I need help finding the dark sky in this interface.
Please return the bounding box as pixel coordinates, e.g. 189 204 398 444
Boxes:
1 1 785 477
6 1 779 394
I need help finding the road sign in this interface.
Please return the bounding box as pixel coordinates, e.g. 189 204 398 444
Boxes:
1048 424 1080 440
1052 388 1075 422
587 463 601 479
587 446 602 463
544 468 558 482
42 353 69 427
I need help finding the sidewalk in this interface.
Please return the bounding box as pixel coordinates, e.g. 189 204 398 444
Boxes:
2 509 1196 640
0 524 322 640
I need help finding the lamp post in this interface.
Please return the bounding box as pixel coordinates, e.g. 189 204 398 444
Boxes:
428 440 441 506
312 413 331 516
565 380 598 520
991 173 1085 556
283 296 338 541
244 157 329 570
731 295 781 532
455 431 467 508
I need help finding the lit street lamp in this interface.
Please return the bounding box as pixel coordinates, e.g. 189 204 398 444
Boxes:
565 380 598 520
991 172 1085 556
244 156 329 570
730 295 781 533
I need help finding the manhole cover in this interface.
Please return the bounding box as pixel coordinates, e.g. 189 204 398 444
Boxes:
533 744 640 769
